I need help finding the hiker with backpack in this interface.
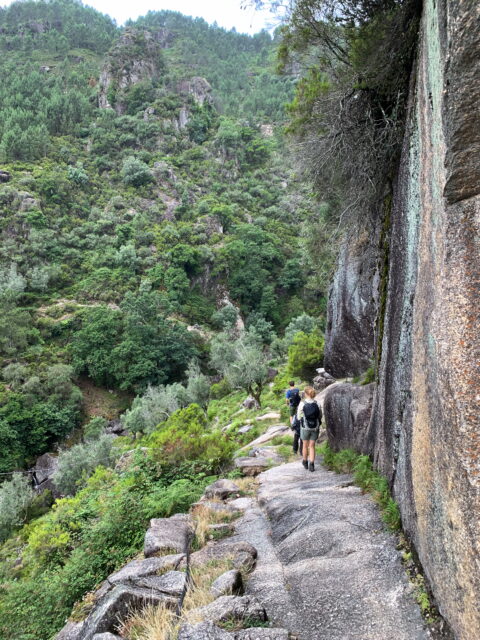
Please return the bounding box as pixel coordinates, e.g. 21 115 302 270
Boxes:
286 380 301 425
286 381 302 455
297 386 322 472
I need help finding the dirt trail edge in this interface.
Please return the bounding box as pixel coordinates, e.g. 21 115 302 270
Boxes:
232 460 429 640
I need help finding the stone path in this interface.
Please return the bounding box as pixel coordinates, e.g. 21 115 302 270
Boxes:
232 460 429 640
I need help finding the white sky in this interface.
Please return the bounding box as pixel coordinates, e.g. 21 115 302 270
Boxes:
1 0 280 34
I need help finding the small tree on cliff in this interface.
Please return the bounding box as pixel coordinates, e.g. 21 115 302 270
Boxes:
210 330 270 408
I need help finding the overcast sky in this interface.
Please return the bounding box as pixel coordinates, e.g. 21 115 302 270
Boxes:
1 0 280 34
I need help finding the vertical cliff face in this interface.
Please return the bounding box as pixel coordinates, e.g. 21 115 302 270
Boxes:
324 0 480 636
324 227 380 378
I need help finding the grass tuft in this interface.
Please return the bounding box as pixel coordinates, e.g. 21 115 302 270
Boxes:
319 443 401 531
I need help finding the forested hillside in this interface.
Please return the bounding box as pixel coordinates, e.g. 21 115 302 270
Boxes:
0 0 330 475
0 3 333 638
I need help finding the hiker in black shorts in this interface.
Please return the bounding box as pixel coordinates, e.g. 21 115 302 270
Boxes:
286 381 302 454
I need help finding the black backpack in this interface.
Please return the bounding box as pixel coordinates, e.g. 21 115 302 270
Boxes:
303 401 321 429
289 389 301 408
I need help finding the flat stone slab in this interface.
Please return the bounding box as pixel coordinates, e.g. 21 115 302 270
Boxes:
256 412 281 421
248 448 284 464
235 630 290 640
108 554 184 584
134 570 186 596
228 497 253 511
233 461 429 640
54 622 84 640
190 595 266 625
189 540 257 571
235 457 272 476
240 425 290 451
211 569 244 597
204 479 241 500
178 621 232 640
144 513 192 557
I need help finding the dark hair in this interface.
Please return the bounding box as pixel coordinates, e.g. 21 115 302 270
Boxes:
289 380 295 386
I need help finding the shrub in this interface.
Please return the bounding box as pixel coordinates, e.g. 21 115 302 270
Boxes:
287 330 324 381
121 156 154 187
53 435 117 495
121 383 186 436
83 416 108 441
210 378 232 400
0 474 34 542
148 405 234 472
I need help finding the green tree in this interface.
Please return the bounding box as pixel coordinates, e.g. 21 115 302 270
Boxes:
287 330 324 380
210 330 270 407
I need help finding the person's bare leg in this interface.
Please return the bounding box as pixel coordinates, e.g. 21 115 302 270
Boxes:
303 442 308 462
309 441 315 463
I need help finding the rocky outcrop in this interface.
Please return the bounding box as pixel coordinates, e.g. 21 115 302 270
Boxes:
324 0 480 636
204 479 241 500
188 595 266 626
312 367 335 392
31 452 59 497
79 585 176 640
234 457 271 476
98 28 166 114
144 513 192 557
210 569 244 597
177 77 212 107
324 227 379 378
323 383 375 454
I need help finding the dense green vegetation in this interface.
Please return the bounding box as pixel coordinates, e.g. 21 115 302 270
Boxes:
0 2 332 637
0 0 329 474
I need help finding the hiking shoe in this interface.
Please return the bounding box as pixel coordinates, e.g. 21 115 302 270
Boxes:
309 462 315 472
302 459 308 469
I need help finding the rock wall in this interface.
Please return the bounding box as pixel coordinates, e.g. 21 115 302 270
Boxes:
324 0 480 637
324 227 380 378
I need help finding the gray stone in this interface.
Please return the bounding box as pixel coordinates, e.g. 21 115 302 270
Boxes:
211 569 243 597
0 170 11 182
176 77 212 106
323 228 379 378
144 513 192 557
190 595 266 626
92 634 123 640
80 585 176 640
312 370 336 392
204 479 240 500
178 621 232 640
19 195 40 211
242 396 257 410
234 457 271 476
443 0 480 203
134 570 186 596
108 554 184 585
239 425 290 451
235 461 428 640
323 382 375 454
238 425 255 434
32 452 58 485
248 448 284 464
255 412 280 422
189 540 257 571
54 622 84 640
228 497 253 511
235 631 290 640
